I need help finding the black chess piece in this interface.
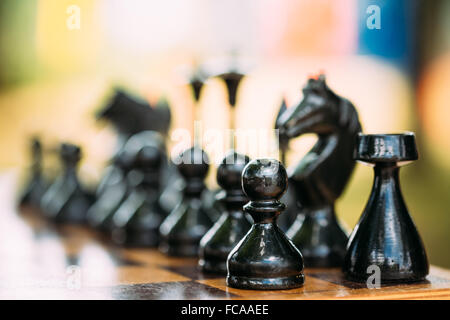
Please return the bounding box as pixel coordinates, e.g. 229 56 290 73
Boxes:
159 147 214 257
343 133 429 283
95 89 172 199
96 131 166 234
19 137 47 208
199 151 251 274
274 98 298 232
217 71 244 108
227 159 304 290
157 72 207 217
86 149 133 229
111 143 167 247
96 88 172 140
276 75 362 267
40 143 92 224
275 98 288 165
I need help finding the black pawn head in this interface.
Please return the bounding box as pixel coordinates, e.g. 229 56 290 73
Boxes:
175 147 209 195
113 149 134 172
242 159 288 224
137 145 162 170
217 151 250 192
242 158 288 202
355 132 418 165
136 145 163 188
60 143 81 167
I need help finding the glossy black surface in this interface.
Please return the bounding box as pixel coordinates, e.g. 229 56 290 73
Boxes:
217 71 244 107
199 151 251 274
159 147 214 257
343 133 429 283
111 142 167 247
40 143 92 224
96 88 171 138
95 131 166 234
276 75 362 267
95 89 172 214
274 98 298 232
20 137 47 208
227 159 304 290
86 149 132 229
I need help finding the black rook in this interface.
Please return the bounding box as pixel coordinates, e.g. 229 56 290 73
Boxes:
343 133 429 283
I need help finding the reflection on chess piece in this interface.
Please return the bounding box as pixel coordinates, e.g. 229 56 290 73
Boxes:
111 143 167 247
159 147 214 257
227 159 304 290
41 143 92 224
276 75 362 267
343 133 429 283
199 151 251 274
20 137 47 208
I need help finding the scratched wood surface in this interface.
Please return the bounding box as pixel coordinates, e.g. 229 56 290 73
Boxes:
1 172 449 300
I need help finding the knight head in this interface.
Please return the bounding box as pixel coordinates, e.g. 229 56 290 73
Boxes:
96 89 172 137
277 75 360 139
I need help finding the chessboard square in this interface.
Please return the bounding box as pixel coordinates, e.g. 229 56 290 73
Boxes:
82 266 190 287
111 281 236 300
197 275 344 299
117 266 190 285
308 270 432 289
120 248 198 266
161 264 223 280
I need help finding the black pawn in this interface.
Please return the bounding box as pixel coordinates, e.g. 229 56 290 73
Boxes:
41 143 91 224
86 149 133 229
96 131 166 234
343 133 429 283
227 159 304 290
111 144 166 247
159 147 214 257
20 137 47 208
199 151 251 274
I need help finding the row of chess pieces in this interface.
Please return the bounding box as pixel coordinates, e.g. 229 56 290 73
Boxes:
19 74 429 290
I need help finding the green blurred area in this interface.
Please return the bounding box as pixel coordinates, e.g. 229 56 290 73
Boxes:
0 0 39 88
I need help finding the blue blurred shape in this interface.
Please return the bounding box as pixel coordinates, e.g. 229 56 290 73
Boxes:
358 0 419 72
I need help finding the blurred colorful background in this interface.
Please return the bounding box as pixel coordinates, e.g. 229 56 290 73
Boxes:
0 0 449 267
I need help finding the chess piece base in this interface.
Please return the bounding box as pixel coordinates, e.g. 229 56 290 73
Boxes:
227 274 304 290
344 271 427 284
287 205 348 268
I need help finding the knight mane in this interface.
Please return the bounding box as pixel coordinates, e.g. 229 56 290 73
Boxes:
337 97 362 135
305 76 362 135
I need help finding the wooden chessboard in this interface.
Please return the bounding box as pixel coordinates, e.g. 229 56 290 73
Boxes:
1 173 450 300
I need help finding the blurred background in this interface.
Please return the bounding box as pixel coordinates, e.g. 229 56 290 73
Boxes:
0 0 449 267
